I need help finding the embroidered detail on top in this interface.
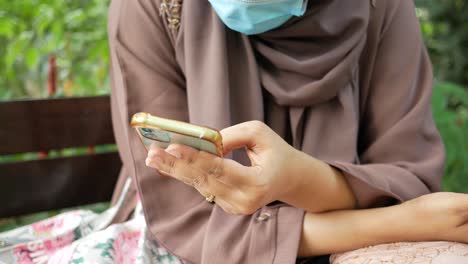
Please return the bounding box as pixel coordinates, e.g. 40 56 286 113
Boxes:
159 0 182 31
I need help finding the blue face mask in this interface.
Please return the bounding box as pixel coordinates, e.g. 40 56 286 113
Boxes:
208 0 308 35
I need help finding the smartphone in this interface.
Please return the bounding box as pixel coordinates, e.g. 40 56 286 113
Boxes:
130 112 223 157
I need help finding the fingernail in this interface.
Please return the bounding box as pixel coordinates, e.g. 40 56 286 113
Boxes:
148 148 160 158
168 150 181 159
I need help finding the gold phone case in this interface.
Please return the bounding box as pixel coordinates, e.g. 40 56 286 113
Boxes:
130 112 223 156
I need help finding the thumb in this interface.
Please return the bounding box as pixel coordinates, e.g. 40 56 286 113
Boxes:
220 121 270 156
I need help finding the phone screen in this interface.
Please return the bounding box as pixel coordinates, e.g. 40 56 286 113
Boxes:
137 127 219 156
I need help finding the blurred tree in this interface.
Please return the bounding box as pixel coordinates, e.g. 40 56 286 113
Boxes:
416 0 468 193
432 82 467 193
0 0 110 99
416 0 468 87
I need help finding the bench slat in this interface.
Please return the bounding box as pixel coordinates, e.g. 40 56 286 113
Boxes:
0 96 116 154
0 152 121 218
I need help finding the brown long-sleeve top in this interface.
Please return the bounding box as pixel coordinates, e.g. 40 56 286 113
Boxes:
107 0 445 263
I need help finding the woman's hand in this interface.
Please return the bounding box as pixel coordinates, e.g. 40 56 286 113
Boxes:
396 192 468 243
297 192 468 257
145 120 356 215
145 121 300 215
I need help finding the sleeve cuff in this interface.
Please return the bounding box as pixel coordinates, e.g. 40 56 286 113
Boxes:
273 206 305 264
326 161 400 208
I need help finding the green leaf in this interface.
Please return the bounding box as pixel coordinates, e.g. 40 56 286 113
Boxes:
65 9 85 28
25 48 39 69
4 41 23 70
35 5 54 37
0 17 14 37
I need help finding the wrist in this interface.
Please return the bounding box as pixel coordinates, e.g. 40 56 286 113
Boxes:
279 151 357 212
373 204 416 244
278 150 324 211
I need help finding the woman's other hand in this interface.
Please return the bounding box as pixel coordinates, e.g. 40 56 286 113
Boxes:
396 192 468 243
145 120 356 215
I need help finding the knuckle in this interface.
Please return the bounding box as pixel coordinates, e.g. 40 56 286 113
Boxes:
207 157 224 180
169 143 185 150
249 120 267 133
448 195 468 215
190 150 203 164
166 145 184 159
166 158 176 174
197 151 212 160
252 165 263 178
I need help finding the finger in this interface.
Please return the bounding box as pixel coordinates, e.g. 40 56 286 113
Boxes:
147 146 242 210
183 163 247 216
192 153 264 215
193 150 257 187
147 145 263 215
194 183 250 216
147 144 259 193
220 121 271 155
146 147 182 181
165 143 199 160
154 144 207 185
164 144 257 187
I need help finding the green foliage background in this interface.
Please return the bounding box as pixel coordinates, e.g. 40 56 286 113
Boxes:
0 1 466 193
416 0 467 193
416 0 468 86
0 0 109 99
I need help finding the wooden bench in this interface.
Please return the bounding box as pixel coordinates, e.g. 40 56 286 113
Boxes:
0 96 121 218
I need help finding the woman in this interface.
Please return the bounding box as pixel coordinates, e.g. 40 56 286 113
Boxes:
108 0 468 263
0 0 467 263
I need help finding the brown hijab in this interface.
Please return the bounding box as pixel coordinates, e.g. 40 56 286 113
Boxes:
107 0 445 263
181 1 369 150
